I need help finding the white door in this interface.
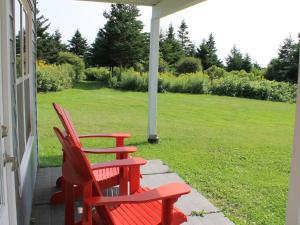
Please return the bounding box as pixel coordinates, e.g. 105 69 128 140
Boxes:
0 21 9 224
0 1 17 223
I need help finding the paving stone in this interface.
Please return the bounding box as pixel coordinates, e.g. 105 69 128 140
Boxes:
184 213 235 225
141 173 220 216
141 159 169 175
31 160 234 225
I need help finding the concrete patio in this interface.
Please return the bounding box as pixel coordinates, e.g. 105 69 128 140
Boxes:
31 160 234 225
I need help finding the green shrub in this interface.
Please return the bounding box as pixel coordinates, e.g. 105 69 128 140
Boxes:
84 67 111 84
168 73 209 94
176 57 202 74
211 75 297 102
48 64 296 103
205 66 226 81
159 57 169 73
118 73 148 92
37 64 75 92
57 52 85 82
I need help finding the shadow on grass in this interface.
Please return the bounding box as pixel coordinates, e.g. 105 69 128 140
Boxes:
73 81 105 90
128 141 150 147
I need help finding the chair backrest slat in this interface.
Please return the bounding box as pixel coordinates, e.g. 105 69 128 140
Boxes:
53 127 113 222
53 127 92 185
52 103 82 147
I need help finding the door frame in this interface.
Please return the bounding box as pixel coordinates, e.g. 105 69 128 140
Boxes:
0 0 19 224
0 2 9 223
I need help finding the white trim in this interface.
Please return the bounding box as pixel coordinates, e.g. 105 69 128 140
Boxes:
80 0 160 6
15 0 35 191
147 11 160 139
286 50 300 225
0 1 8 222
153 0 206 19
1 0 18 224
18 135 34 193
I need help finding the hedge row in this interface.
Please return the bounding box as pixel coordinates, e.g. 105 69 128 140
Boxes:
37 52 85 92
84 67 297 103
37 63 76 92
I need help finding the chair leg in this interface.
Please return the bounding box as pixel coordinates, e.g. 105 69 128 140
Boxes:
50 185 83 205
119 166 129 195
56 176 64 188
64 181 75 225
82 182 93 225
162 198 177 225
130 165 140 194
116 137 125 159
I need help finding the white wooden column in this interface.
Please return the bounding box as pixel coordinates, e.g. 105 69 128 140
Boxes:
147 10 160 143
286 53 300 225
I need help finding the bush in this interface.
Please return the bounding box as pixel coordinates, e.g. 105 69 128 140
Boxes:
211 75 297 102
37 63 75 92
118 73 148 92
168 73 209 94
159 57 169 73
40 62 296 103
176 57 202 74
205 66 226 81
57 52 85 82
84 67 111 84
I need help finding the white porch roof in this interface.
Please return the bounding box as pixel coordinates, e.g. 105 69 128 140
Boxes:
81 0 161 6
81 0 206 18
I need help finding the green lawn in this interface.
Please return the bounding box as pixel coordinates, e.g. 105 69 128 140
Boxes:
38 82 295 225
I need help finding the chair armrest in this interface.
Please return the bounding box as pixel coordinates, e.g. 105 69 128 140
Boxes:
85 183 191 206
91 157 147 170
83 146 137 154
79 133 131 139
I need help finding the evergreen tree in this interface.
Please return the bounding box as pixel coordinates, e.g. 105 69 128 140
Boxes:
46 30 67 64
68 29 88 58
160 24 184 65
90 29 109 67
242 53 252 72
36 6 66 63
253 62 262 70
177 20 194 55
186 43 196 57
36 7 51 61
90 4 146 68
196 33 222 70
226 45 244 71
266 36 299 83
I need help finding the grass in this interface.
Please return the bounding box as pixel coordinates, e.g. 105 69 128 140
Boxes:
38 81 295 225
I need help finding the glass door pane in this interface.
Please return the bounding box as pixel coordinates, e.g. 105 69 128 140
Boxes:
24 79 31 141
17 83 25 160
15 0 22 78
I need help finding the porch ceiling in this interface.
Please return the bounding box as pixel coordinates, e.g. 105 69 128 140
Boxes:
79 0 161 6
79 0 206 18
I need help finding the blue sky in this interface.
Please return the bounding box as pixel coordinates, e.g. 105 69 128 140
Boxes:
39 0 300 67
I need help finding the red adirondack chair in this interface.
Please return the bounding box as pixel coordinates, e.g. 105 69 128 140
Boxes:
51 103 138 204
54 127 191 225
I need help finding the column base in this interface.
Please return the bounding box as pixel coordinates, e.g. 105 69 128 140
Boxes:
148 134 159 144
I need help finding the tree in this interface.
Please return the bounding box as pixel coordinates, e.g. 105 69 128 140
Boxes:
36 7 51 61
226 45 244 71
196 33 222 70
45 30 67 64
177 20 194 56
36 6 66 63
266 36 299 83
176 57 202 74
242 53 252 72
160 23 184 66
90 4 146 69
68 29 88 58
